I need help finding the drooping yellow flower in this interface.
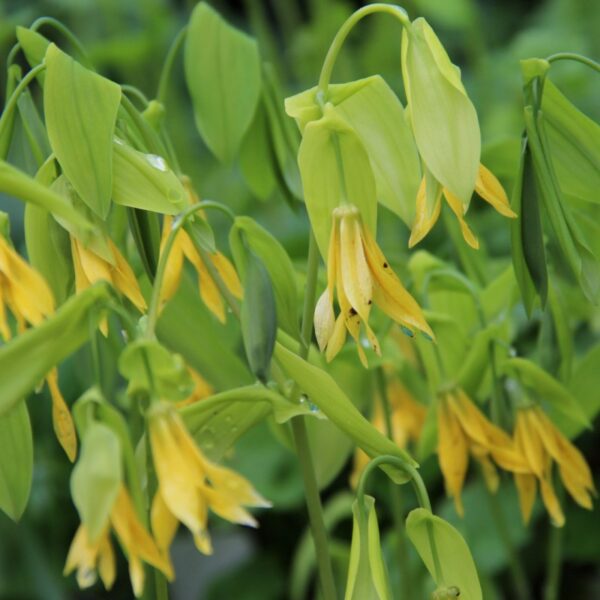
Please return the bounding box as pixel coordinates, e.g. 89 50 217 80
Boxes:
437 389 528 516
0 232 55 338
148 402 270 560
409 164 516 250
64 485 172 597
71 236 146 335
0 232 78 461
158 215 242 322
513 406 595 527
351 379 426 487
314 205 433 367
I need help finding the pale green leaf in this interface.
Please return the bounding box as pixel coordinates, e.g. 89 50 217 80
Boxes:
185 2 261 162
44 44 121 219
0 400 33 521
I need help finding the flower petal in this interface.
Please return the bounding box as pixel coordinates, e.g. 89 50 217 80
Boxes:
408 176 442 248
47 368 77 462
475 164 516 218
444 190 479 249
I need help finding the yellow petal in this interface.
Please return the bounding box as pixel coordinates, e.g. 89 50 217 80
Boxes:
64 525 107 589
448 391 489 447
444 190 480 250
159 217 185 307
361 226 434 339
73 237 113 286
193 531 213 555
108 240 147 312
324 312 347 363
475 164 516 218
539 474 565 527
515 410 546 478
196 256 226 323
151 491 179 553
339 212 372 322
70 236 93 294
97 534 116 591
203 486 258 528
514 473 537 525
129 555 145 598
0 276 11 340
314 289 335 352
204 461 270 509
47 368 77 462
210 252 242 299
473 450 500 493
437 397 469 516
409 176 442 248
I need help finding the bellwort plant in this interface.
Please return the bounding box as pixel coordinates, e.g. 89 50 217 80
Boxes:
0 2 598 599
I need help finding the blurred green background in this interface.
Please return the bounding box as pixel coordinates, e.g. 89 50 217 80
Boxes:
0 0 599 598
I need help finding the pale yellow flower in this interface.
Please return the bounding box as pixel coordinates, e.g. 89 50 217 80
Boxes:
64 485 172 597
71 236 146 334
351 379 426 487
437 389 528 516
159 215 242 322
513 406 595 527
46 368 77 462
409 164 516 250
314 205 433 367
148 402 270 561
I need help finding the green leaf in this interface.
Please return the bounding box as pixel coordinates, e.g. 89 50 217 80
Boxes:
566 344 600 438
0 283 111 416
402 18 480 203
345 496 392 600
118 339 194 402
406 507 482 600
15 27 50 71
44 44 121 219
274 343 417 482
128 207 161 281
541 79 600 204
230 216 299 338
504 357 590 430
0 400 33 521
239 98 277 200
333 75 421 226
240 251 277 382
298 108 377 258
185 2 261 162
510 138 542 314
0 158 93 233
70 423 122 541
112 139 186 214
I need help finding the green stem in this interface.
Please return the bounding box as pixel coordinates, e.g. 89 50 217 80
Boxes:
290 231 338 600
546 52 600 73
485 487 531 600
145 200 235 337
317 3 409 100
121 84 150 108
543 510 563 600
30 17 91 67
157 26 187 105
376 368 412 598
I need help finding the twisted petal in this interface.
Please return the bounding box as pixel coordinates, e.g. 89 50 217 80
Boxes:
539 472 565 527
47 368 77 462
108 240 147 312
210 252 242 299
514 473 537 525
475 164 516 218
409 176 442 248
515 410 546 478
443 190 479 250
314 289 335 352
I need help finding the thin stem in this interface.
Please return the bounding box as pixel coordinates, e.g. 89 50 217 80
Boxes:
290 231 337 600
121 84 150 108
376 368 412 599
121 94 166 156
145 201 235 337
30 17 91 67
0 63 46 141
157 26 187 105
317 3 409 99
546 52 600 73
544 509 563 600
485 486 531 600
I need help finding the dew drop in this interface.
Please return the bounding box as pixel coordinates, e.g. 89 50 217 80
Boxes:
200 427 215 449
146 153 168 171
299 394 308 404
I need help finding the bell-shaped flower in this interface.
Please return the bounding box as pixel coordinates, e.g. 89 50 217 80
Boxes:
159 215 242 322
314 205 433 367
409 164 516 249
71 235 146 334
513 406 595 527
64 485 172 597
437 389 528 516
148 402 270 561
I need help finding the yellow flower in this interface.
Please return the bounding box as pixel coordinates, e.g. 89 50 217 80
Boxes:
314 205 433 367
148 402 270 560
0 232 78 462
71 236 146 335
0 232 54 339
513 406 595 527
64 485 172 597
158 215 242 322
437 389 528 516
409 164 516 250
351 379 426 487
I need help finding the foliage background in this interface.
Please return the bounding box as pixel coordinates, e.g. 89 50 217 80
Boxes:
0 0 598 598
